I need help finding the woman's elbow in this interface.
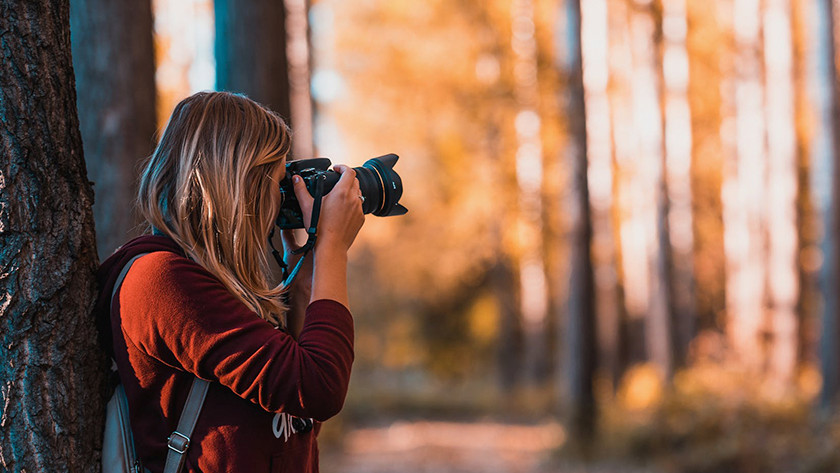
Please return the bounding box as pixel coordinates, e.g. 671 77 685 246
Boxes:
308 395 346 422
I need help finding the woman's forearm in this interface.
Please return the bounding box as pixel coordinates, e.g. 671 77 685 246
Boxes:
310 244 349 307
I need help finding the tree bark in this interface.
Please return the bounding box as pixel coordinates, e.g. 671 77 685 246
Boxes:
0 1 106 471
70 0 156 260
215 0 293 125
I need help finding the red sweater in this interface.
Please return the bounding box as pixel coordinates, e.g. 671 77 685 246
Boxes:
94 236 354 472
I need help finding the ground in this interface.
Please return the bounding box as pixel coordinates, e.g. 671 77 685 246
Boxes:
320 420 658 473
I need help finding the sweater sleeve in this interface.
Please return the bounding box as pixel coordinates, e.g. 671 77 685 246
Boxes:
116 252 354 421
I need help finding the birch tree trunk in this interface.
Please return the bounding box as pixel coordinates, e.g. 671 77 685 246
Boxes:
763 0 800 390
610 0 650 368
723 0 769 371
70 0 156 259
638 0 676 380
0 1 105 470
559 0 597 446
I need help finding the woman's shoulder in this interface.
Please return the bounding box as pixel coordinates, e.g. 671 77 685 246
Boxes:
121 250 226 306
132 250 197 274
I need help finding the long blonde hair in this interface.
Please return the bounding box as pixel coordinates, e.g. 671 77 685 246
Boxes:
138 91 291 325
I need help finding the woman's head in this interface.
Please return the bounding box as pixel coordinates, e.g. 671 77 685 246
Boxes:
138 91 291 325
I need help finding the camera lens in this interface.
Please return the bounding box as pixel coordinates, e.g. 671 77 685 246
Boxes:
356 153 407 217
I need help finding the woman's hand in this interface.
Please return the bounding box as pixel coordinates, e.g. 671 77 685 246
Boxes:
290 165 365 308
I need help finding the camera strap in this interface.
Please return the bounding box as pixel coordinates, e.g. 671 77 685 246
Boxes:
269 174 326 288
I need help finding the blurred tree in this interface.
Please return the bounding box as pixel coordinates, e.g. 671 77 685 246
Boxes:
609 0 649 372
576 0 625 390
658 0 696 370
215 0 295 142
763 0 800 390
286 0 315 158
722 0 769 372
70 0 156 259
686 0 727 346
807 0 840 409
0 0 105 469
511 0 551 385
558 0 597 446
630 0 677 381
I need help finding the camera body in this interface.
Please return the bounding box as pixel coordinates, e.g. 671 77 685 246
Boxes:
275 154 407 229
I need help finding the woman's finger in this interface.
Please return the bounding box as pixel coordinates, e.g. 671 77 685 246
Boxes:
331 165 357 191
291 174 315 228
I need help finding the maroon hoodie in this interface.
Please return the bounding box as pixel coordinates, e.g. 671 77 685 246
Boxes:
94 235 354 472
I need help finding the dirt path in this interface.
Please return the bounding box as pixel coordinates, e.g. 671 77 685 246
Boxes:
320 420 656 473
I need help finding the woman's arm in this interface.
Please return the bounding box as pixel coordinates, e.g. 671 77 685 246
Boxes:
290 165 364 308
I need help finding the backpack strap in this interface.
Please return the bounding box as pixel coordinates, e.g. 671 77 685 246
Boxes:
111 252 211 473
163 378 210 473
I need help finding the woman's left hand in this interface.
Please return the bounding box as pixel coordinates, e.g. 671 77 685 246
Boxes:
280 229 313 338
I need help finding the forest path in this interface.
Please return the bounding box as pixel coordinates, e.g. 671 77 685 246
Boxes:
320 420 657 473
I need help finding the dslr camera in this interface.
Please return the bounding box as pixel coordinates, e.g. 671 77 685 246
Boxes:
275 153 407 229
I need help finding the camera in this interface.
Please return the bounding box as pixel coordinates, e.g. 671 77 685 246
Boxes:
275 153 408 229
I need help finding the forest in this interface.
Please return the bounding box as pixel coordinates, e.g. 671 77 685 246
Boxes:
2 0 840 472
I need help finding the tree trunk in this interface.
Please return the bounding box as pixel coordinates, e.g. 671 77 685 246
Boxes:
70 0 156 260
686 0 727 341
285 0 315 159
807 0 840 409
609 0 650 369
215 0 293 127
659 0 696 370
723 0 769 372
626 0 676 381
559 0 597 448
574 0 623 392
511 0 550 386
763 0 800 391
0 1 106 471
494 259 524 391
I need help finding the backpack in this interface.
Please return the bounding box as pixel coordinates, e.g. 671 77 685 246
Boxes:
102 253 210 473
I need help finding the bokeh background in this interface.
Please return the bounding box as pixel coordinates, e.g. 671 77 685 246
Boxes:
74 0 840 471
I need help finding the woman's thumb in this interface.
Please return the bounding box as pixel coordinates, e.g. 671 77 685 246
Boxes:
292 175 312 201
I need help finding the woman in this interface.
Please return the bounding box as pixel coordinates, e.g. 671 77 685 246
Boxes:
94 91 364 472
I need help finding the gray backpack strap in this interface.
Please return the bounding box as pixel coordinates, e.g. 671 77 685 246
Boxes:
163 378 211 473
112 252 210 473
107 253 150 473
111 253 150 304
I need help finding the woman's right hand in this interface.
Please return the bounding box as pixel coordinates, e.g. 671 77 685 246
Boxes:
290 164 365 252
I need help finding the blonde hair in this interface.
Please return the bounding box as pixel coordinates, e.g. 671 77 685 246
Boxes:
138 91 291 326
